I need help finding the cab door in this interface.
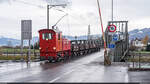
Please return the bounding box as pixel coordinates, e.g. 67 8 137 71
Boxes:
56 32 63 52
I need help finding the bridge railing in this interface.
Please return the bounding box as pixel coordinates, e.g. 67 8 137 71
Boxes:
128 51 150 71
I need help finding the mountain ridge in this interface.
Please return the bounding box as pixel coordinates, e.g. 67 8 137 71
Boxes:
1 27 150 46
0 34 101 46
129 28 150 40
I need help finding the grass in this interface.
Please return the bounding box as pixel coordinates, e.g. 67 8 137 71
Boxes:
0 55 36 60
128 57 150 62
0 48 39 53
0 48 39 60
135 51 150 54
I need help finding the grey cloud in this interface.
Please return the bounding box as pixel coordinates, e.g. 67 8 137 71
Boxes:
0 0 71 8
114 0 150 19
2 0 45 9
0 0 12 4
44 0 71 6
0 0 9 3
15 0 45 9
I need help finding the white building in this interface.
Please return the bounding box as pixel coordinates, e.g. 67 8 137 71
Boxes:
147 39 150 45
131 38 145 50
132 38 144 47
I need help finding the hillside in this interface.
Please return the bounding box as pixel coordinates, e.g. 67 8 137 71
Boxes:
129 28 150 40
1 28 150 46
0 34 101 46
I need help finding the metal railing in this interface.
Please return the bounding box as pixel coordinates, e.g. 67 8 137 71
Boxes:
0 48 40 61
128 51 150 71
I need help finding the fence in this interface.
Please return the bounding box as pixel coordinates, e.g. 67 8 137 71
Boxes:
0 48 40 61
128 51 150 71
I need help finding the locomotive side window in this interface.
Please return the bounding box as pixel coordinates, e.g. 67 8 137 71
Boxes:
58 33 60 40
49 33 52 39
42 33 52 40
42 34 45 40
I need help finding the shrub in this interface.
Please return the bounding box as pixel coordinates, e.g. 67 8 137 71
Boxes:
129 46 137 51
146 44 150 51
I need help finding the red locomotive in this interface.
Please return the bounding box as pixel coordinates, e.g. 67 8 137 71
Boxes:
39 28 101 62
39 28 71 62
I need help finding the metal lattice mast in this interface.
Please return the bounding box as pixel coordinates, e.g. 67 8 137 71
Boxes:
88 25 91 40
112 0 113 21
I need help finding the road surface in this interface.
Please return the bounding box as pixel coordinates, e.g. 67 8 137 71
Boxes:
0 50 129 83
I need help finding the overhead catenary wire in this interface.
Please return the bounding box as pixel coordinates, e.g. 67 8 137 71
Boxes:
14 0 92 37
53 13 68 27
112 0 113 21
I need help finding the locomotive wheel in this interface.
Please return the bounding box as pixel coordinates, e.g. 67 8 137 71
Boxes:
48 59 52 63
67 55 70 60
65 56 68 60
64 55 69 61
56 57 62 62
40 57 42 61
68 56 71 60
56 59 60 62
51 59 56 63
49 58 56 63
63 56 67 61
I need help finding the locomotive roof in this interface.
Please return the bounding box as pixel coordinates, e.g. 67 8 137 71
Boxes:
39 29 62 33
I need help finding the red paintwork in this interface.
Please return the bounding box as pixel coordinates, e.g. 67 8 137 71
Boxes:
62 38 71 51
38 29 71 60
62 38 71 56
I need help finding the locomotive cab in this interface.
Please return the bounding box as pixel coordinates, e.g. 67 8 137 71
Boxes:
39 29 63 61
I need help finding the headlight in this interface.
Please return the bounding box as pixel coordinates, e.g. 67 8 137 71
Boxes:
53 47 56 50
39 47 41 49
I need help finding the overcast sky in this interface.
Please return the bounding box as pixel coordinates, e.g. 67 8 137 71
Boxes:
0 0 150 39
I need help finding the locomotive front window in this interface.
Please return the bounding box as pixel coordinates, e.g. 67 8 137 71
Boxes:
42 33 52 40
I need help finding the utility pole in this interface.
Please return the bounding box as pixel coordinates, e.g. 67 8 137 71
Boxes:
112 0 113 21
88 25 91 40
47 5 49 29
47 4 67 29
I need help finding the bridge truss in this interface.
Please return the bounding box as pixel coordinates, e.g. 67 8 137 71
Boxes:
105 21 129 62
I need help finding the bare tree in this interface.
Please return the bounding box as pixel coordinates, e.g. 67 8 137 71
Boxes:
142 35 149 46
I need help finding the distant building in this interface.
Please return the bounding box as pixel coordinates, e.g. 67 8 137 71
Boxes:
146 39 150 51
132 38 144 47
147 39 150 45
130 38 145 50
